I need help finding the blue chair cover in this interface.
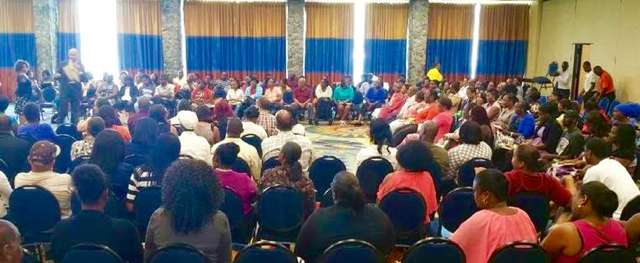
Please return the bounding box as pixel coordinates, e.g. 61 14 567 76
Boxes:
123 154 149 168
133 187 162 232
403 238 465 263
234 241 297 263
439 187 478 234
10 185 61 233
148 244 209 263
256 186 304 242
458 158 494 187
54 134 77 173
309 156 346 199
489 242 548 263
598 98 610 111
321 240 381 263
379 188 427 245
61 244 123 263
262 157 281 174
578 243 633 263
507 192 549 233
356 157 394 203
241 134 263 157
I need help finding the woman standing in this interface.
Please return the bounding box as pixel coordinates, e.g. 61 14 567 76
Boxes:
144 159 230 263
14 60 31 123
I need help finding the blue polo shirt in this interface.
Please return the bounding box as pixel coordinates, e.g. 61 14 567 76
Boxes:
365 87 387 104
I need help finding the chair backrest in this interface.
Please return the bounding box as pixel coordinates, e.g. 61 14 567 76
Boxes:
257 186 305 232
262 157 281 174
133 187 162 231
220 187 243 230
507 192 550 233
439 187 478 232
241 134 263 157
234 241 298 263
16 133 37 147
61 243 124 263
321 239 382 263
123 154 149 168
488 241 548 263
56 124 82 140
54 134 77 173
43 86 57 102
457 158 494 187
378 188 426 239
148 243 210 263
577 243 633 263
231 158 251 176
620 195 640 221
67 155 91 174
598 98 610 111
309 156 346 199
321 188 334 208
0 159 8 178
9 185 61 233
608 99 620 117
403 237 465 263
356 157 394 203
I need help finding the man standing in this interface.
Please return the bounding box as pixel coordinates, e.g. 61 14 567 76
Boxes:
426 62 443 82
593 66 616 102
579 61 599 102
55 48 85 124
555 61 571 99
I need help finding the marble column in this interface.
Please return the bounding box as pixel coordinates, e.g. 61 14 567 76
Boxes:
161 0 184 76
286 0 305 78
407 0 429 83
32 0 58 74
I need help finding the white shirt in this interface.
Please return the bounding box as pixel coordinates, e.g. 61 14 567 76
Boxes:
241 121 268 140
0 172 11 218
179 131 213 165
315 85 333 99
584 71 600 93
584 158 640 219
226 88 245 105
356 145 398 171
15 170 73 218
458 86 469 100
262 131 316 172
557 70 571 91
211 137 262 180
121 86 132 101
398 95 417 119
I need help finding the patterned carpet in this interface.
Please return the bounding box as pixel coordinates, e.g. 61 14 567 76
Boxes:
305 124 370 173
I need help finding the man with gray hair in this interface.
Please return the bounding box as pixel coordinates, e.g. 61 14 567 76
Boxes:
0 220 23 263
261 110 316 172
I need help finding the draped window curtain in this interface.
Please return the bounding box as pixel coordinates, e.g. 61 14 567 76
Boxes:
0 0 36 100
426 4 474 82
184 1 286 81
364 3 408 84
476 5 529 82
305 2 353 86
117 0 164 74
57 0 80 65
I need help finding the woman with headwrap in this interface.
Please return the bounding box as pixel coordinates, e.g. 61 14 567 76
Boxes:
612 103 640 127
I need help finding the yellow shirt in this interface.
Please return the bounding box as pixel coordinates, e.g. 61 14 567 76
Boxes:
426 68 443 82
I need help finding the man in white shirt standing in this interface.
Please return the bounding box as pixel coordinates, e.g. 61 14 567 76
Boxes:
580 61 599 103
555 61 571 99
581 138 640 219
177 111 213 165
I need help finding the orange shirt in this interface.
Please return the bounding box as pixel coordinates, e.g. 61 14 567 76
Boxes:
599 70 614 95
110 125 132 142
415 103 439 123
376 170 438 224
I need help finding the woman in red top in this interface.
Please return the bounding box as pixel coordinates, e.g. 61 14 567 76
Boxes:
377 81 407 121
542 181 628 263
191 80 212 106
377 140 438 224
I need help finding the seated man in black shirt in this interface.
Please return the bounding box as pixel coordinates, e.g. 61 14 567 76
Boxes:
51 164 142 263
294 171 396 263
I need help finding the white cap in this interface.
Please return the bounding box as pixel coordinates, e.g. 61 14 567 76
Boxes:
177 111 198 131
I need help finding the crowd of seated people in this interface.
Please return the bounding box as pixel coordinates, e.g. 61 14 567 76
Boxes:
2 60 640 263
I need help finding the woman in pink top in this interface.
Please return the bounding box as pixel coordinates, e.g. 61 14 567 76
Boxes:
542 181 627 263
377 141 438 224
213 143 258 215
378 81 407 121
431 97 454 142
450 169 537 263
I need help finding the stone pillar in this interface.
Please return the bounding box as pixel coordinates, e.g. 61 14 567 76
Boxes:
286 0 305 78
161 0 184 75
33 0 58 74
407 0 429 83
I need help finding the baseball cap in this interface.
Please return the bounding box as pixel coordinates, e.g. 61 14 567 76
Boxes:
177 110 198 131
28 141 60 166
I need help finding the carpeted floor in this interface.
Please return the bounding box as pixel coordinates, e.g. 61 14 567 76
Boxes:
305 123 370 173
